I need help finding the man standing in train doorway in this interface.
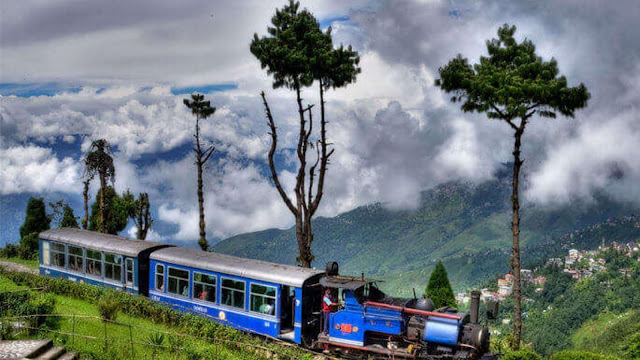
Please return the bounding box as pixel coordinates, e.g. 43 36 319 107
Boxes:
323 288 337 335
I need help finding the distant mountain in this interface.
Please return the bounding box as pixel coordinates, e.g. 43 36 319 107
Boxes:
215 175 640 296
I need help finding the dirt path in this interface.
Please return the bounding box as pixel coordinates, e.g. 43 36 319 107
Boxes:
0 260 38 274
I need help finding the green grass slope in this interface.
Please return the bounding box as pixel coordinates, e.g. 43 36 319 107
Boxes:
572 310 640 359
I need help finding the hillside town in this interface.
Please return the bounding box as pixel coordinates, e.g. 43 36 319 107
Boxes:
456 239 640 304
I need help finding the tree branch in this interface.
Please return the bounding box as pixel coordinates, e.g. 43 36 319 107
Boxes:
202 145 215 164
261 91 298 216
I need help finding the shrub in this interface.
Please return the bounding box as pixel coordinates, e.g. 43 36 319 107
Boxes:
502 349 541 360
18 233 39 260
550 350 621 360
97 295 120 322
0 244 20 258
0 321 15 340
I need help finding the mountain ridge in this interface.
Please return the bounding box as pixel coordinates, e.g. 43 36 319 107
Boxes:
214 176 640 296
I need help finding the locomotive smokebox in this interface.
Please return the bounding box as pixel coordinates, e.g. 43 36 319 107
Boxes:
470 290 481 324
325 261 339 276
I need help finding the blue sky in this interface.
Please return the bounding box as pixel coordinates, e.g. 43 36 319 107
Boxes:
2 0 640 248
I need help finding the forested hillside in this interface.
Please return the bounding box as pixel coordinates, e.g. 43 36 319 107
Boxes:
215 173 640 295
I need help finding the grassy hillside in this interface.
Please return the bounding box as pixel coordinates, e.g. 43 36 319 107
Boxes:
215 176 640 295
572 310 640 359
0 269 313 360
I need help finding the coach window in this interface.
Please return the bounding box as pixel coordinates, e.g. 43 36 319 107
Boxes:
155 264 165 291
86 250 103 277
51 242 66 269
104 253 123 282
125 258 134 285
168 267 190 297
193 272 216 303
42 241 51 266
221 278 245 309
250 284 276 316
68 246 84 273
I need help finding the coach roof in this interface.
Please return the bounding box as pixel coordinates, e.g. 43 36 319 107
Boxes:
39 228 171 257
150 246 325 288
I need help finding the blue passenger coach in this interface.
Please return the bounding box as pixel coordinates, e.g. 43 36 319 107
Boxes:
39 229 171 295
148 247 324 344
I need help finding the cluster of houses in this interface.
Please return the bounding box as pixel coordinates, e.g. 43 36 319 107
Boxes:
456 239 640 305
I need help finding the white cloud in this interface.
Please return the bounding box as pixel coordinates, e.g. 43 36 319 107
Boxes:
155 158 292 242
0 145 81 195
526 108 640 204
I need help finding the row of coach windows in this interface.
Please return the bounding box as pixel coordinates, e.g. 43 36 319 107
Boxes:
154 264 275 316
43 241 128 283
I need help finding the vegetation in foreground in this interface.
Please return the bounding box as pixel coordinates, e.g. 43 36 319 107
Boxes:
0 268 312 360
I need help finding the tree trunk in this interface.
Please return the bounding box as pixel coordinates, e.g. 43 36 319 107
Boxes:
510 129 524 349
197 156 207 250
82 180 89 229
99 173 106 233
195 117 208 251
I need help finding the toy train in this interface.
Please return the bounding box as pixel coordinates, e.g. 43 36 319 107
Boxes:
38 228 497 359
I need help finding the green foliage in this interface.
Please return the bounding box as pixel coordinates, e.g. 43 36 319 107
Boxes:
436 24 589 121
18 233 40 260
571 310 640 360
250 0 360 91
550 350 620 360
122 190 153 240
0 269 312 360
18 197 51 259
0 291 56 330
60 204 79 228
628 332 640 360
147 332 165 357
183 93 216 119
97 294 120 321
425 260 456 308
502 349 541 360
88 186 129 235
0 321 15 340
84 139 115 185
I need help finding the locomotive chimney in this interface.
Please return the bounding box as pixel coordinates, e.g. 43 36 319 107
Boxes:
470 290 481 324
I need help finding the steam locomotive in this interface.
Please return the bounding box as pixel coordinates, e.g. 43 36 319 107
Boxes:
38 228 497 359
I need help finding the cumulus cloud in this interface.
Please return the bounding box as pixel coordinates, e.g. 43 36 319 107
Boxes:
154 158 292 242
0 145 81 194
2 0 640 244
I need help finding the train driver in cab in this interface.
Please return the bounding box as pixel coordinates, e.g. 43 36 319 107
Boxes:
322 288 339 334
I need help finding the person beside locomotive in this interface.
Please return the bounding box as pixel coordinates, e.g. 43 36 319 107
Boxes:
322 288 339 334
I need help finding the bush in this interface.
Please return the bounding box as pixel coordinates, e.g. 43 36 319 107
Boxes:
550 350 621 360
502 349 541 360
18 233 40 260
97 295 120 321
0 321 15 340
0 244 20 258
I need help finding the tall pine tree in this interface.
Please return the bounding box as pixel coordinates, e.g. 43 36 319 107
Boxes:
435 24 589 348
425 261 456 309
